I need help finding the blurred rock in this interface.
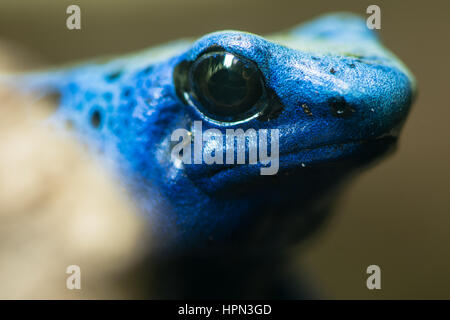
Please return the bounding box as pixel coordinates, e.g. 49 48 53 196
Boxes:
0 45 150 299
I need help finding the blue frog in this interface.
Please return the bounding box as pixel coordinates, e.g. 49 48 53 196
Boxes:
3 14 415 294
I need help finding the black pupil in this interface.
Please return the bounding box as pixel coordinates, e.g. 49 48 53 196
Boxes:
191 52 263 121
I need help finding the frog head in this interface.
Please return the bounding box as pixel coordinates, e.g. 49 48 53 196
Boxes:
146 14 415 251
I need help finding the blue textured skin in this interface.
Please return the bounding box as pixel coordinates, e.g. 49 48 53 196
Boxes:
5 14 415 253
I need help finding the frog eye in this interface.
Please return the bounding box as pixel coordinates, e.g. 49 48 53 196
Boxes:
174 50 267 123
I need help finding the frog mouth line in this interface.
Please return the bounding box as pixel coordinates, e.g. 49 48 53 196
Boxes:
198 135 397 180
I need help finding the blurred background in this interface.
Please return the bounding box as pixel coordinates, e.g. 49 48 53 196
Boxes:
0 0 449 299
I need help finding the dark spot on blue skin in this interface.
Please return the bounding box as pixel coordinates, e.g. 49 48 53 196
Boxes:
301 104 313 116
90 108 103 129
311 56 320 61
85 91 95 101
106 70 123 82
68 83 78 94
330 68 336 74
122 87 133 99
103 92 113 102
328 97 356 117
76 102 83 110
348 63 356 68
128 100 137 109
143 65 154 74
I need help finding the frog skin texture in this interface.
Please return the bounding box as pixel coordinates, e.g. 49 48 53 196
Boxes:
4 13 415 298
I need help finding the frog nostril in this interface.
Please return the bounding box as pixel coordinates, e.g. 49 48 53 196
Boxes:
328 96 356 117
